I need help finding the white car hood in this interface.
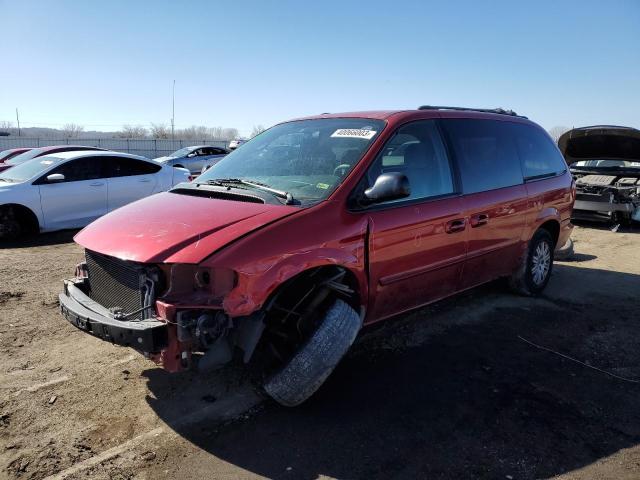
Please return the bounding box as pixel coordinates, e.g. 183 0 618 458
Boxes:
153 156 175 163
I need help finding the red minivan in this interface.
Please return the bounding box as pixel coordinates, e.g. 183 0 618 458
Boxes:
59 106 574 406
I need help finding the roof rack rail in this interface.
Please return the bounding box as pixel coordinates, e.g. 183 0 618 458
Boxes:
418 105 526 118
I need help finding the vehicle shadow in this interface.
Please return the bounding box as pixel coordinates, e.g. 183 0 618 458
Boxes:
0 229 79 248
144 265 640 479
560 252 598 262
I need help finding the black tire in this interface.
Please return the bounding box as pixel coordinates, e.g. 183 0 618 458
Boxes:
0 208 22 240
263 298 361 407
509 229 554 296
554 237 574 261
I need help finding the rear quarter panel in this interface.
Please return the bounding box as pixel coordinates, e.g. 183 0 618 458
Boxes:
523 171 574 244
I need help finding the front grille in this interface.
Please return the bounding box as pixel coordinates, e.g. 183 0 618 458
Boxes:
85 250 145 319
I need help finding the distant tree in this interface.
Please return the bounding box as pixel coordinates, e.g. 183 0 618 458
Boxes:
179 125 210 140
221 128 239 141
150 123 170 139
61 123 85 138
209 126 224 139
119 125 148 138
0 121 13 135
548 126 570 144
250 125 266 137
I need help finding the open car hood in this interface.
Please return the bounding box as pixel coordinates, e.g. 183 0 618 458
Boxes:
74 192 298 264
559 126 640 165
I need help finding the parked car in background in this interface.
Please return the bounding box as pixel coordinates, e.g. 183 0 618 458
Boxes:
0 151 190 238
59 106 574 407
228 139 246 150
0 145 106 173
559 125 640 223
0 148 33 164
154 145 229 174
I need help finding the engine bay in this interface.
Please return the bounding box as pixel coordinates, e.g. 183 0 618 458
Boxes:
572 172 640 222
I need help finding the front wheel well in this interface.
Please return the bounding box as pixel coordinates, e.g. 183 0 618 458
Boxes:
251 265 362 370
265 265 362 315
0 204 39 234
537 220 560 247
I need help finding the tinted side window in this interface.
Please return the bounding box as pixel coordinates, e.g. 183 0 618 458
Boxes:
46 157 105 182
107 157 161 177
510 124 567 180
365 120 455 203
441 119 523 194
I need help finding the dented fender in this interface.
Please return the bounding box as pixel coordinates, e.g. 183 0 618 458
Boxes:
222 248 366 317
197 203 371 318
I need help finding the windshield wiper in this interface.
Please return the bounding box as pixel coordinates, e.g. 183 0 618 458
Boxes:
203 178 295 204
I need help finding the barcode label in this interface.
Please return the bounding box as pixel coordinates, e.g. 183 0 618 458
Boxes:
331 129 377 140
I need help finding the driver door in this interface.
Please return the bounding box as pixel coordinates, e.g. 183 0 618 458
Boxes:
37 156 108 230
363 120 467 322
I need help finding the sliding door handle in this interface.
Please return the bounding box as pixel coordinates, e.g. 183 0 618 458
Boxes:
470 213 489 227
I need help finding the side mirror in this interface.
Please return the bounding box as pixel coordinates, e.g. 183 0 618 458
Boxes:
46 173 65 183
363 172 410 204
187 152 197 158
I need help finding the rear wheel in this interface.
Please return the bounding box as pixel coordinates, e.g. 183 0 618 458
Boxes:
509 229 554 296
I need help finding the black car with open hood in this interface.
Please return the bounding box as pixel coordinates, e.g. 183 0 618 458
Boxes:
559 126 640 223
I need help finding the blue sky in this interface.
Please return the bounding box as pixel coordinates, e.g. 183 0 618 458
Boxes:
2 0 639 136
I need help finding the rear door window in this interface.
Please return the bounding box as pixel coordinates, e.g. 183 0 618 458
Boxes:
106 156 161 177
441 119 523 194
510 124 567 180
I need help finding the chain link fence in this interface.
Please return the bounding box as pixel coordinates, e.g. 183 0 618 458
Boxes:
0 137 230 159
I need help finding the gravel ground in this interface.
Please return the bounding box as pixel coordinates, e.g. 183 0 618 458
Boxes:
0 224 639 479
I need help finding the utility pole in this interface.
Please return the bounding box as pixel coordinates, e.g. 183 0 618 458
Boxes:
171 80 175 140
15 108 21 136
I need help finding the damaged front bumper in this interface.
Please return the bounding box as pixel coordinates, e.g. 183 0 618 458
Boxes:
59 279 168 353
59 275 266 374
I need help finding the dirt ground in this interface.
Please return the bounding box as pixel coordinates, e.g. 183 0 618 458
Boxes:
1 223 639 480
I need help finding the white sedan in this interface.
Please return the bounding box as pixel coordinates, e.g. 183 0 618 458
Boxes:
0 151 190 238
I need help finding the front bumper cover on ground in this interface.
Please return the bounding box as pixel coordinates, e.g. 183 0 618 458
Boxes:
59 279 168 352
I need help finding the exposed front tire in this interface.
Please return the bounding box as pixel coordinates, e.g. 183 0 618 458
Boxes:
509 229 554 296
263 298 361 407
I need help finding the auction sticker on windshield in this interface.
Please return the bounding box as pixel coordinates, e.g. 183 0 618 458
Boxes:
331 129 377 140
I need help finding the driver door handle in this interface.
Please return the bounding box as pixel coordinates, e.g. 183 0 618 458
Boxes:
89 182 104 187
445 218 466 233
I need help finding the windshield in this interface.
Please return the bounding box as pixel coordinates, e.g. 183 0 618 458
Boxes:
0 149 21 162
169 147 195 158
6 148 43 165
573 159 640 169
0 155 63 182
196 118 385 204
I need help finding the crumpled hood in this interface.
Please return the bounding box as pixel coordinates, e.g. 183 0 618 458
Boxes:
559 126 640 165
74 192 298 264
